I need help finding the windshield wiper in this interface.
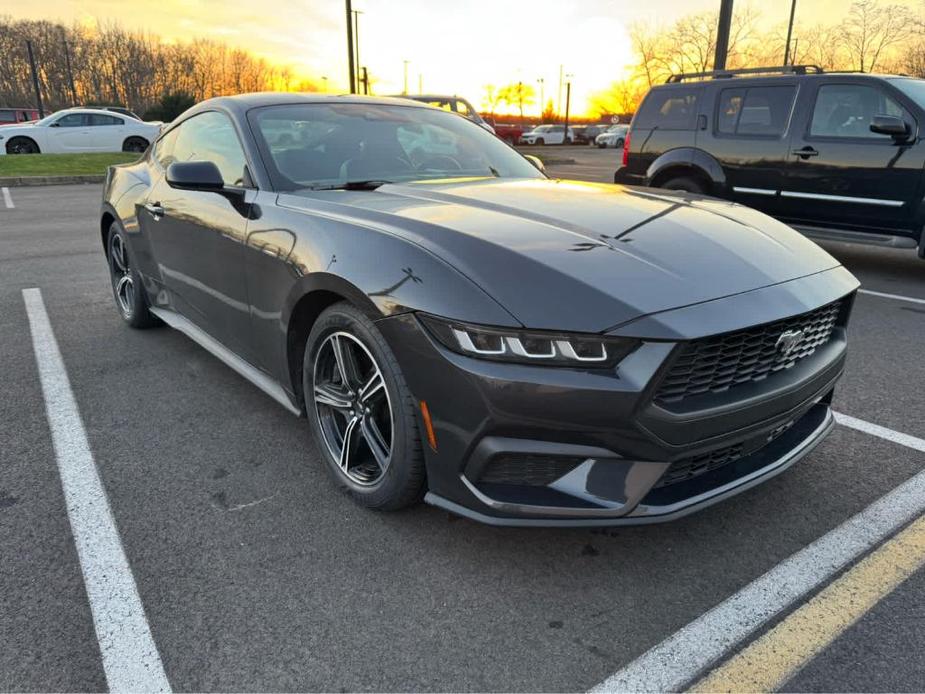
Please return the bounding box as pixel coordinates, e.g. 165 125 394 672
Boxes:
310 179 393 191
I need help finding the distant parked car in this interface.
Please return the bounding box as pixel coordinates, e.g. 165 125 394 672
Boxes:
614 65 925 258
393 94 495 133
520 124 575 145
0 108 40 126
596 124 629 148
582 124 609 143
492 123 529 145
0 108 161 155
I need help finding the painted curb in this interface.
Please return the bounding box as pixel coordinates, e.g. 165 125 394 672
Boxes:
0 174 105 187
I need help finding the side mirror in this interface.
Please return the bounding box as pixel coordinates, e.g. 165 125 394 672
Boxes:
870 114 911 140
524 154 546 173
166 161 224 191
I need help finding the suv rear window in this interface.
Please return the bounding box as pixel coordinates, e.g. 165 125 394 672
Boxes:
717 86 795 137
635 88 700 130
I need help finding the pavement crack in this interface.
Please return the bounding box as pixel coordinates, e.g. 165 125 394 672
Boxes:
210 490 279 513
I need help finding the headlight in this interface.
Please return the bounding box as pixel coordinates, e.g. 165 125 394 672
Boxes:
419 314 639 368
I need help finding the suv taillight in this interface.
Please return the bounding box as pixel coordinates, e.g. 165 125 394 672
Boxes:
622 131 631 167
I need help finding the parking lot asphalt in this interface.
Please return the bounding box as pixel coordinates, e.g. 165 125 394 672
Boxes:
1 165 924 691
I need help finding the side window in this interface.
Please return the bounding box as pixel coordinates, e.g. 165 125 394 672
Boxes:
153 127 179 169
455 100 471 117
717 86 795 137
717 89 745 134
56 113 87 127
635 88 700 130
171 111 249 186
810 84 910 139
89 114 123 126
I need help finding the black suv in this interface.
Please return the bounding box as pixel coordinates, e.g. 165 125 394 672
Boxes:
615 66 925 258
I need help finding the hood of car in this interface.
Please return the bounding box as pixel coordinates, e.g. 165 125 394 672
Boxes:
283 178 843 333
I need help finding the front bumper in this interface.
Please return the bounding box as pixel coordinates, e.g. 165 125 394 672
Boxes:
377 275 855 527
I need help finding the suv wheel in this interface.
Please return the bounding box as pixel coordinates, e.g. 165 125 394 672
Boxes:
661 176 706 194
535 137 545 145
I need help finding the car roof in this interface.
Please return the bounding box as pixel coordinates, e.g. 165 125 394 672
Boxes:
55 107 139 118
186 92 439 117
652 72 909 90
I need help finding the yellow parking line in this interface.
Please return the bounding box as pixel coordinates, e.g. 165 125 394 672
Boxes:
692 513 925 693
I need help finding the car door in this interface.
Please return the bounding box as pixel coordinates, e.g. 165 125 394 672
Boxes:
87 113 126 151
46 113 94 152
781 79 925 233
701 82 798 216
139 110 257 360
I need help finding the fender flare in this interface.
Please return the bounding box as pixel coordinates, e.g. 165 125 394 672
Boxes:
646 148 726 192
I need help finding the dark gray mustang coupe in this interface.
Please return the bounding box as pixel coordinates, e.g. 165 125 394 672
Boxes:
101 94 858 526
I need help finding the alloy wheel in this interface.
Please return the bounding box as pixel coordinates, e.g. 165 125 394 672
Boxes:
313 331 394 486
109 233 135 316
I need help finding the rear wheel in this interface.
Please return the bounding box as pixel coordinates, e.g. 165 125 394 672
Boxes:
122 136 149 153
661 176 706 194
304 302 425 510
615 138 625 149
5 137 39 154
107 222 159 328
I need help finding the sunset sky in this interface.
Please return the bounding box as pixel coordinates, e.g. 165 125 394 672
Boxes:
7 0 925 115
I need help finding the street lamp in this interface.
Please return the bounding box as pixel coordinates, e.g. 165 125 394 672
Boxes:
784 0 798 66
403 60 410 95
537 77 544 118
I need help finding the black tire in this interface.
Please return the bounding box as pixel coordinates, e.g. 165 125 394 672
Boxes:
661 176 706 194
122 137 149 153
304 302 425 510
6 136 39 154
615 138 625 149
597 142 607 149
107 221 160 328
536 137 545 145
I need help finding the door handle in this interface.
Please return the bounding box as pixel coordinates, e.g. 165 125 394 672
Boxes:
143 202 164 219
791 146 819 159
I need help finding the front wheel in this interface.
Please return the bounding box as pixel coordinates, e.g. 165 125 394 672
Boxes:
535 137 545 146
6 137 39 154
107 222 159 328
304 302 425 510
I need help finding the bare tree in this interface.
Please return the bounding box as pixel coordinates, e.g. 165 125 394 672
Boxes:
840 0 915 72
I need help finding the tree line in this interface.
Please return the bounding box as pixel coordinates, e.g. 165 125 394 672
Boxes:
589 0 925 117
0 16 318 118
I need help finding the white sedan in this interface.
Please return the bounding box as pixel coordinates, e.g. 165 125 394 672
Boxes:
0 108 161 155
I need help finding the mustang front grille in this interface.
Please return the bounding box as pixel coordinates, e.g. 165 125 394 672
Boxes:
654 300 842 406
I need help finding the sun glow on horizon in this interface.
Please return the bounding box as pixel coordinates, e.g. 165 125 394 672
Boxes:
7 0 925 118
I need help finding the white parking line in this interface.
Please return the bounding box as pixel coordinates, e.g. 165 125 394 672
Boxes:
23 288 171 693
858 288 925 306
2 186 13 209
591 413 925 693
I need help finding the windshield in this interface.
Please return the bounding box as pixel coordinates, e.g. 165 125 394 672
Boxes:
888 77 925 110
249 102 543 190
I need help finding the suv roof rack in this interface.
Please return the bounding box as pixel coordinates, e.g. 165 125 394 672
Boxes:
666 65 824 83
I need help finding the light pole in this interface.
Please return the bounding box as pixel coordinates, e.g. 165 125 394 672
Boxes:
322 76 329 92
62 28 77 105
403 60 410 94
557 64 563 118
26 40 45 118
345 0 356 93
537 77 544 118
352 9 363 84
784 0 798 66
714 0 734 71
563 78 572 146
